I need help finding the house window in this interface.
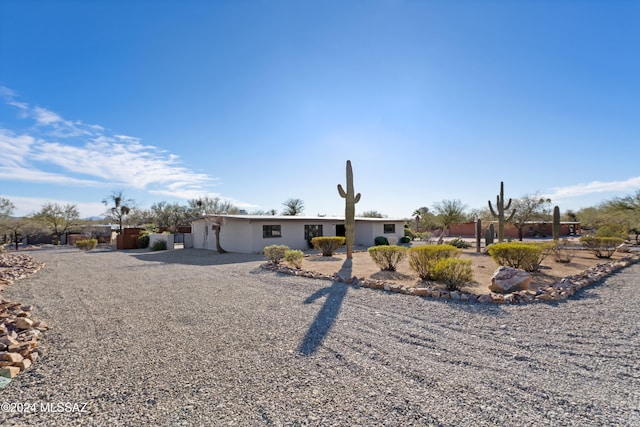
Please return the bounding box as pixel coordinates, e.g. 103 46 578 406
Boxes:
304 225 323 242
383 224 395 234
263 225 282 238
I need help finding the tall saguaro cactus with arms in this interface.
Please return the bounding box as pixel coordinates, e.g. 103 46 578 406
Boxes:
338 160 361 259
488 181 516 242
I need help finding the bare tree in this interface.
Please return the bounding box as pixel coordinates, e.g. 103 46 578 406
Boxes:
103 191 134 234
510 194 552 241
281 198 304 216
0 197 14 218
32 202 80 244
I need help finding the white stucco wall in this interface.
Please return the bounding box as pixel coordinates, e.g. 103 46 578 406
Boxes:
149 233 175 250
192 216 406 253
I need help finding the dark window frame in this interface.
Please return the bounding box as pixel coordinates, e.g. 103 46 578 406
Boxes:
383 224 396 234
263 225 282 238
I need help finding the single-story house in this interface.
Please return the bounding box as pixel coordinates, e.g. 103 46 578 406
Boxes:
191 215 406 253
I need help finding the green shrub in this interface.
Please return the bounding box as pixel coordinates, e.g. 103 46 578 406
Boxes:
284 249 304 268
374 236 389 246
528 241 556 267
151 240 167 251
432 258 473 291
76 239 98 251
580 236 624 259
264 244 290 263
311 236 345 256
487 242 542 272
446 237 471 249
399 236 411 244
368 245 408 271
137 233 150 249
404 227 416 240
408 244 460 280
595 224 627 239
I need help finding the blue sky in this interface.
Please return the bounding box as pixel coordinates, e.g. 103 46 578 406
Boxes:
1 0 639 219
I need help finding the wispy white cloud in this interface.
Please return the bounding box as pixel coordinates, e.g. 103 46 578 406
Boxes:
0 194 106 217
33 106 63 125
544 177 640 200
0 129 36 167
0 86 223 200
0 165 104 186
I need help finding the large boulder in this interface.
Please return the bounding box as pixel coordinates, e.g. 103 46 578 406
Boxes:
490 266 532 293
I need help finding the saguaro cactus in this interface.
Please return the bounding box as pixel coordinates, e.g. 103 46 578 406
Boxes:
485 223 495 247
553 206 560 241
337 160 361 259
488 181 516 242
475 219 482 253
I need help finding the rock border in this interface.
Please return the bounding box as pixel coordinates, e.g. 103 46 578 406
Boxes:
0 253 48 386
261 254 640 305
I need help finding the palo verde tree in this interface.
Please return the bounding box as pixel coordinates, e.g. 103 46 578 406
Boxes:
103 191 134 234
432 199 467 237
31 202 80 244
281 198 305 216
510 194 552 241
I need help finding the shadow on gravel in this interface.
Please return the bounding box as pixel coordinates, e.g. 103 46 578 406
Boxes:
298 260 354 356
130 248 265 266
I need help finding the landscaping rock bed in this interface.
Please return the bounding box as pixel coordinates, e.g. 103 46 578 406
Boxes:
0 254 48 386
261 255 639 304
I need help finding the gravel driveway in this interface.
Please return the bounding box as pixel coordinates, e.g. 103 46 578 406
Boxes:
1 247 638 426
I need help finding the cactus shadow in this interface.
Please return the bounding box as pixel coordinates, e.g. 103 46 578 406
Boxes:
298 259 353 356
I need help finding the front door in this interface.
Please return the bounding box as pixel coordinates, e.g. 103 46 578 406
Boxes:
335 224 346 237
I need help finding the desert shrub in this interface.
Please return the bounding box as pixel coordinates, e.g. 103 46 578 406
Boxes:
488 242 543 272
264 244 290 263
399 236 411 244
151 240 167 251
580 237 624 259
432 258 473 291
311 236 345 256
446 237 471 249
528 241 556 267
284 249 304 269
408 244 460 280
595 224 627 239
404 227 416 240
551 240 575 263
76 239 98 251
368 245 408 271
137 232 150 249
374 236 389 246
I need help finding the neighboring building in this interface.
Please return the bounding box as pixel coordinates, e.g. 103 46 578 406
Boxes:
448 221 582 239
191 215 406 253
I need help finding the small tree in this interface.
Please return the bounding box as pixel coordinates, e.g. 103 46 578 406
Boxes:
32 202 80 244
103 191 133 234
282 198 304 216
190 197 238 253
510 194 552 241
0 197 15 218
433 199 467 237
360 210 384 218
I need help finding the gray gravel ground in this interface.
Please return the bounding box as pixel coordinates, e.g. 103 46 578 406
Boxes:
0 247 639 426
